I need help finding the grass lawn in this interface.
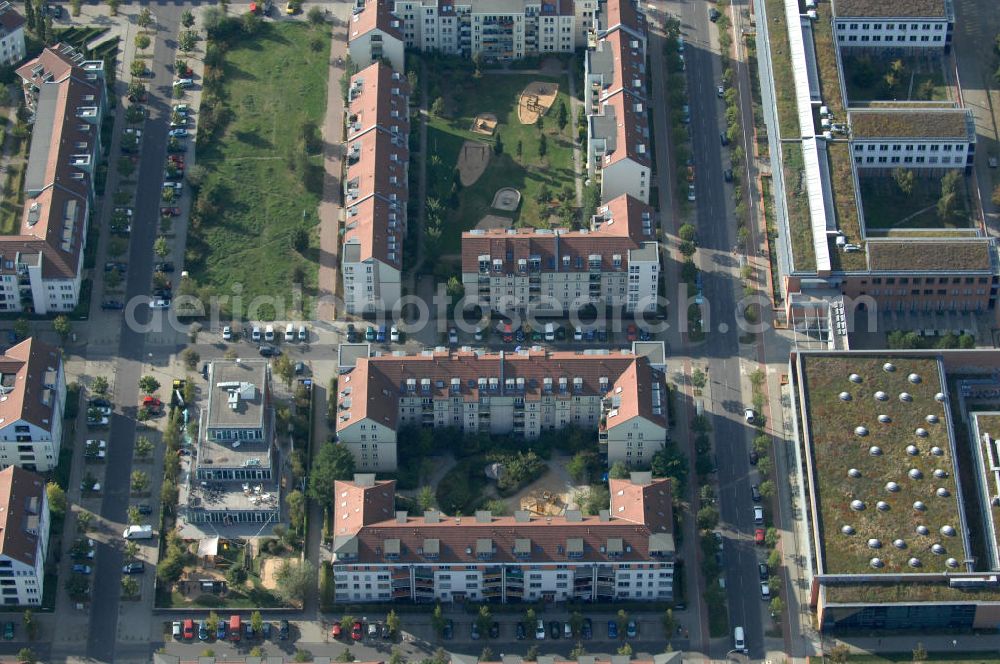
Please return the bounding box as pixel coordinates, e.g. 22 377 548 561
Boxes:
426 67 577 254
842 53 949 104
187 21 328 312
0 135 26 236
860 176 973 230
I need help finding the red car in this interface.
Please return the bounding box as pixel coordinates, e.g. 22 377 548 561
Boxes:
754 528 766 545
502 323 514 343
160 207 181 217
626 324 638 342
182 619 194 639
331 622 342 639
351 621 363 641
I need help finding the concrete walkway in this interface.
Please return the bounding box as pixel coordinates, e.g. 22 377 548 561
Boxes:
566 57 583 207
316 6 351 321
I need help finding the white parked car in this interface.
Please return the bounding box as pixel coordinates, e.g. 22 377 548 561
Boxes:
167 128 188 138
222 326 232 341
390 326 400 343
251 326 262 342
744 407 755 423
297 325 307 341
448 327 458 344
149 299 170 309
163 181 183 191
264 325 275 341
174 78 194 88
687 184 696 201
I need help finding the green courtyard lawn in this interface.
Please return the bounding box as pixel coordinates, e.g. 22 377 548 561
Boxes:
859 175 974 231
841 53 949 104
186 21 329 313
425 64 577 255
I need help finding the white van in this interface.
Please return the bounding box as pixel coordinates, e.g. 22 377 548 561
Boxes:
284 323 295 342
760 582 771 600
544 323 556 342
734 626 745 652
123 524 153 540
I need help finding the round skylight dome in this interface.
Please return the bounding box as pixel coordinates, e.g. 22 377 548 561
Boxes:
893 539 906 549
878 414 892 424
851 500 866 511
883 363 896 373
906 445 919 456
849 374 862 383
900 392 913 402
908 558 922 568
875 391 888 401
931 446 944 456
839 392 852 401
915 428 928 437
935 392 946 402
926 414 939 424
870 558 884 569
916 525 930 536
933 469 948 479
841 525 855 535
913 501 927 512
937 487 951 498
909 468 923 480
940 525 956 537
946 558 959 568
885 482 900 493
848 468 862 479
931 544 946 555
869 446 883 456
867 538 882 549
908 373 921 384
856 426 869 436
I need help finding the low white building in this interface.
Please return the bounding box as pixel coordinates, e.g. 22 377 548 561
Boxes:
332 473 674 604
848 109 975 170
833 0 953 50
0 466 48 606
0 338 64 473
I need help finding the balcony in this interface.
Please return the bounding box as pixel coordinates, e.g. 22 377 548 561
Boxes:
393 587 412 598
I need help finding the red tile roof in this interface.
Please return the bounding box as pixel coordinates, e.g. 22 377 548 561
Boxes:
596 29 646 101
0 337 61 433
0 466 46 568
600 88 650 167
461 193 655 273
335 475 673 564
603 0 646 37
16 43 80 89
337 346 667 433
348 62 410 138
348 0 404 43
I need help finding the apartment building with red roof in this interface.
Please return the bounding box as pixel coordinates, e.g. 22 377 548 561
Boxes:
348 0 405 71
379 0 596 60
0 45 106 315
585 13 650 204
0 2 25 68
461 193 659 315
0 338 64 473
335 345 667 472
0 466 49 606
332 472 674 603
341 62 410 315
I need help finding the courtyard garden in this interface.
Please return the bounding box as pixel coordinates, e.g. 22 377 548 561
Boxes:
842 53 950 104
859 170 975 231
422 56 578 255
184 19 329 315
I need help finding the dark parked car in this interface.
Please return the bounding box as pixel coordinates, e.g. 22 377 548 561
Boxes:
137 504 152 515
4 622 14 640
262 622 271 640
489 621 499 638
346 323 357 342
709 7 721 21
216 622 227 640
581 618 592 639
549 621 560 639
720 131 730 146
608 620 618 638
442 619 453 640
122 561 144 574
470 622 480 640
279 620 289 640
154 262 175 273
759 562 769 580
515 622 526 640
101 299 124 310
199 621 209 641
380 622 390 639
751 484 762 502
258 344 280 357
749 450 759 465
723 168 734 182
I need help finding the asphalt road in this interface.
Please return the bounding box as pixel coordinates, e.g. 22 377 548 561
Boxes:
675 0 766 657
86 3 185 660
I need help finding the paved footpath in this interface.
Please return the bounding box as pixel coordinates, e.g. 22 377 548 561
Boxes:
317 6 350 321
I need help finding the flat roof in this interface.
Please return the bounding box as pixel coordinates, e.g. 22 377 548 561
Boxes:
971 413 1000 570
833 0 948 18
206 360 268 429
803 138 833 272
180 477 280 514
849 109 972 139
785 0 816 139
867 240 993 272
796 354 968 575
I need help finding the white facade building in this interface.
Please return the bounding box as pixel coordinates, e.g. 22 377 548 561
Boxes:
832 0 954 50
0 466 48 606
0 3 25 66
335 346 668 472
848 109 975 170
332 473 674 604
0 338 64 473
348 0 406 71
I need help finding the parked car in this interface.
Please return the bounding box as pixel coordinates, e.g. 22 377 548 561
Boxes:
563 622 572 638
174 78 194 88
759 562 769 580
264 324 275 341
470 622 480 640
515 622 526 640
72 564 92 575
574 326 583 341
216 621 226 640
154 262 175 273
489 621 500 638
723 168 734 182
346 323 357 342
626 620 638 638
198 621 209 641
390 326 400 343
549 621 560 639
298 325 307 341
160 207 181 217
687 184 696 201
172 621 182 640
365 326 376 342
258 345 280 358
376 325 386 343
720 131 730 146
3 623 14 640
252 326 262 342
122 562 145 576
753 505 764 524
137 504 153 515
581 618 592 639
718 84 725 97
751 484 761 502
607 620 617 638
331 622 342 639
744 407 756 423
101 299 124 310
279 620 289 640
380 622 390 639
626 323 638 341
535 619 545 640
749 449 759 465
262 622 271 640
443 619 454 640
149 298 171 309
222 326 232 341
755 527 766 545
448 327 458 344
709 7 721 21
168 128 189 138
351 621 363 641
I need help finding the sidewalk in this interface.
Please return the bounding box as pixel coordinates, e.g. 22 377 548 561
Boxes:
317 7 350 321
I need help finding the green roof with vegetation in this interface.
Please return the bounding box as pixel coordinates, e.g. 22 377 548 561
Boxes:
798 355 967 576
781 142 816 272
814 4 846 118
867 240 993 272
833 0 947 18
826 142 866 271
850 110 971 139
824 580 1000 604
764 0 801 139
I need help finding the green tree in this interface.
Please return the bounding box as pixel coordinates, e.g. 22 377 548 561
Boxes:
251 610 263 634
127 505 141 525
273 354 296 387
52 315 71 342
417 485 436 511
759 479 776 498
697 505 720 530
135 436 154 459
678 223 696 242
769 596 785 619
135 34 151 51
431 604 446 636
154 236 170 258
307 443 356 508
386 609 400 636
335 649 355 663
131 470 149 493
567 451 594 483
16 648 37 664
692 368 707 389
24 0 34 31
582 484 610 515
608 461 629 479
617 643 633 656
121 575 139 597
616 608 629 634
525 645 539 661
662 608 675 638
138 375 160 395
389 648 404 664
137 7 153 28
307 5 325 23
181 9 195 27
179 30 197 54
556 100 568 130
286 489 305 533
570 642 587 658
828 644 851 664
892 167 915 196
524 607 536 630
130 59 147 78
476 605 492 637
274 559 315 604
479 647 494 662
106 0 120 16
431 97 445 117
912 643 927 663
538 132 547 157
12 318 28 340
46 482 66 518
22 609 36 640
569 611 584 636
181 348 200 370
